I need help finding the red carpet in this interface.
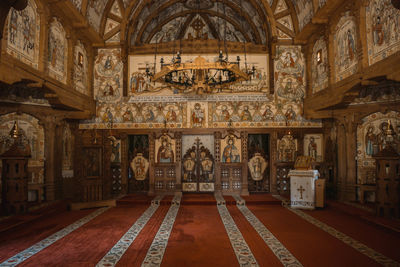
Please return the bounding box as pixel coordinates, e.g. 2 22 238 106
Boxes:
0 208 94 262
0 194 399 266
247 204 380 267
162 204 239 267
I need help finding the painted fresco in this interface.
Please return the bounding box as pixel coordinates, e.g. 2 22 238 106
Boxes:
110 1 122 18
0 113 44 168
128 53 269 95
95 102 187 128
291 0 313 31
366 0 400 65
334 13 358 82
69 0 82 11
356 111 400 184
277 134 298 162
73 41 89 95
62 123 73 171
86 0 107 32
311 37 329 93
7 0 40 69
151 17 188 43
221 135 241 163
94 48 123 102
48 18 67 84
182 135 215 159
304 134 323 162
155 134 176 163
274 46 305 103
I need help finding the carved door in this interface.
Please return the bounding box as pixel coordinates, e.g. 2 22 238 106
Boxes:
182 137 214 192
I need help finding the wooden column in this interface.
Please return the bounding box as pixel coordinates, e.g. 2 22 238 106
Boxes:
344 118 358 201
120 133 128 195
336 121 347 200
270 131 278 194
42 117 62 201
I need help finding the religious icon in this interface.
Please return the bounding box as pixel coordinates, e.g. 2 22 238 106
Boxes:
308 136 317 160
130 153 149 180
191 103 204 127
183 151 196 180
240 105 252 121
157 135 174 163
221 136 240 163
248 153 268 181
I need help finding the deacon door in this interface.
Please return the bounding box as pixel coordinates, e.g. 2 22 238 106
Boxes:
182 137 215 192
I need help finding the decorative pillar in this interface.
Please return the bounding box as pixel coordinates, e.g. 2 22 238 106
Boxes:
174 132 182 192
214 131 222 193
241 131 249 196
148 133 155 196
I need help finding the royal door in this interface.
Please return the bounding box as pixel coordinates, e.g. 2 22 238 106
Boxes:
182 137 215 192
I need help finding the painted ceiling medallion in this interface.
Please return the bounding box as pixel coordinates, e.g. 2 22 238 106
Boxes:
184 0 213 10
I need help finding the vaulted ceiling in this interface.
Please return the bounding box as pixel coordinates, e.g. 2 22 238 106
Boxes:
69 0 324 47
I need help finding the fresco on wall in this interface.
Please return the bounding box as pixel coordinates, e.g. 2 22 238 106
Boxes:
128 53 269 95
304 134 323 162
312 37 329 93
94 48 123 102
357 111 400 188
291 0 313 31
7 0 40 69
0 113 44 168
334 13 358 82
69 0 82 11
48 18 67 84
86 0 107 32
366 0 400 65
110 0 122 18
274 46 305 103
73 41 89 95
221 135 241 163
155 134 176 163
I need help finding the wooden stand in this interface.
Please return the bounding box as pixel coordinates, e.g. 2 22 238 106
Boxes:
373 146 400 218
1 142 31 215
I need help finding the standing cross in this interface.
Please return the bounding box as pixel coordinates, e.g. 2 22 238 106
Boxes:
297 185 305 199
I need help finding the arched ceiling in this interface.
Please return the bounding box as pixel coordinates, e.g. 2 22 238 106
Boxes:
70 0 323 46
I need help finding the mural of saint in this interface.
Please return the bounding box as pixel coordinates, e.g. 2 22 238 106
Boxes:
220 105 231 121
102 107 113 123
262 105 274 121
285 105 296 121
157 136 174 163
123 108 134 122
241 105 252 121
191 103 204 127
166 106 177 122
365 126 376 156
222 137 240 163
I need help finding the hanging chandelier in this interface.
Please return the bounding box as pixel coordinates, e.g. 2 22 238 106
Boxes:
146 51 254 94
145 0 255 94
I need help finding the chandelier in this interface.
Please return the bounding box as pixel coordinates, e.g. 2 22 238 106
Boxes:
146 51 254 94
145 0 255 94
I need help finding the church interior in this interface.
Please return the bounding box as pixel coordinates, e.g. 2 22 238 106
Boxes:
0 0 400 266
